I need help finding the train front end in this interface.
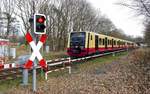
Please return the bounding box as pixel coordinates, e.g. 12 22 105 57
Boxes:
67 32 87 57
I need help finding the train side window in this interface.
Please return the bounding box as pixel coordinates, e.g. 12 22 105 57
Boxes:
108 40 109 45
103 39 105 45
110 40 112 45
99 38 102 45
114 40 116 45
91 35 92 40
117 41 119 45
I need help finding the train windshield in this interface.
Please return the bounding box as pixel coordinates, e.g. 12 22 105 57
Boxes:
70 32 85 46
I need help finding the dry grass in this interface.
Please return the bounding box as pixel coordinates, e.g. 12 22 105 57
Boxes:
6 49 150 94
43 51 67 60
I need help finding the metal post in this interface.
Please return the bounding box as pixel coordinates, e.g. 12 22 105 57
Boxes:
30 13 37 92
45 72 48 80
68 57 71 74
22 68 28 86
32 34 38 92
113 52 115 56
127 48 129 52
69 66 71 74
33 59 37 92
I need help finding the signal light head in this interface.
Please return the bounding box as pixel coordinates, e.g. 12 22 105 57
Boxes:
37 16 45 23
34 14 46 34
36 25 46 30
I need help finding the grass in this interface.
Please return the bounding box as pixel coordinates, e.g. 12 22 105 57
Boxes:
43 51 68 60
0 69 45 92
6 49 150 94
0 51 128 93
0 77 22 92
72 51 128 73
44 51 128 80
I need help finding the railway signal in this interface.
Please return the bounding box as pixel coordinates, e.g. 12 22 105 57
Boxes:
34 14 46 34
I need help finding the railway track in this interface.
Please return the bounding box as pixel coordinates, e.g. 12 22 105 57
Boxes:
0 68 22 81
0 49 127 81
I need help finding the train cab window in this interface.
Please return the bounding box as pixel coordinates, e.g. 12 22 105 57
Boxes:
103 39 105 45
99 38 102 45
70 32 85 47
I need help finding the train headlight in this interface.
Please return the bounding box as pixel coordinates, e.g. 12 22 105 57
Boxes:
75 46 78 48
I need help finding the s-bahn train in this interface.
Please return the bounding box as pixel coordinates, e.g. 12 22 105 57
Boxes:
67 31 136 57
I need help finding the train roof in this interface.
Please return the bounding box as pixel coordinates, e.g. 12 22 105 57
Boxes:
70 31 134 43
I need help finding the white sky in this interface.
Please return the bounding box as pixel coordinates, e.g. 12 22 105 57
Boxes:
87 0 144 37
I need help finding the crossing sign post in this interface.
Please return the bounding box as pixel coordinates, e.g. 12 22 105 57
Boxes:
23 14 47 92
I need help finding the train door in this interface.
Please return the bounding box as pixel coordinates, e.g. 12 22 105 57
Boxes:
105 37 108 49
95 35 98 51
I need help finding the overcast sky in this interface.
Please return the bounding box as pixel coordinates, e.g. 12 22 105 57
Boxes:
87 0 144 37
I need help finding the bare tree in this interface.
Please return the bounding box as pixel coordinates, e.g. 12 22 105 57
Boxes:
117 0 150 46
144 22 150 46
9 0 131 51
40 0 125 51
15 0 49 33
1 0 17 38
